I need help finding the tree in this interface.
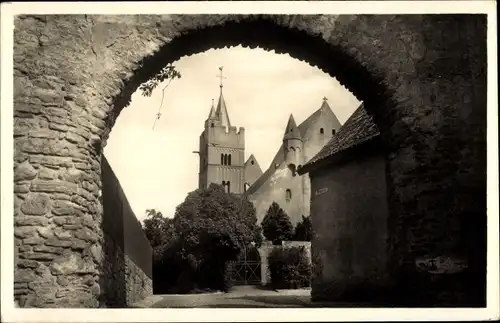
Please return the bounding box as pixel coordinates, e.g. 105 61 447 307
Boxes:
142 209 166 249
172 183 262 290
293 215 312 241
139 64 181 97
261 201 294 245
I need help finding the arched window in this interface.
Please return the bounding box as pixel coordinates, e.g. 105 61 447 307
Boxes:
221 154 224 165
332 129 336 135
320 128 324 134
251 160 254 165
222 180 226 187
228 154 232 166
211 123 214 127
285 189 292 202
226 181 231 194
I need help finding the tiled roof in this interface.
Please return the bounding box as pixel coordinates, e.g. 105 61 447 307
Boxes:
298 103 380 174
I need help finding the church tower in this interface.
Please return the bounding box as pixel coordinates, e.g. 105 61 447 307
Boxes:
198 67 246 194
283 114 304 175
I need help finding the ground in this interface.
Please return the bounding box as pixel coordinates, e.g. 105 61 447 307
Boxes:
131 285 371 308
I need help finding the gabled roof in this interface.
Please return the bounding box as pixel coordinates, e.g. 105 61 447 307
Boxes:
245 154 262 170
297 98 342 138
298 103 380 175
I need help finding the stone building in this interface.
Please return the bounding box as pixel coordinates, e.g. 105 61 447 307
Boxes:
244 99 342 225
197 79 343 225
297 104 390 301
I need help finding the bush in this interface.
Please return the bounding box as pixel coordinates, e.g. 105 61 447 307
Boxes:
293 215 312 241
261 202 294 245
268 246 311 289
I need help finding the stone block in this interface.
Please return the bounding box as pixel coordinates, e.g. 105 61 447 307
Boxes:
75 227 98 242
14 161 37 182
15 216 49 226
37 227 54 239
38 167 59 180
70 238 89 250
20 194 51 216
15 269 37 283
14 184 30 194
30 155 73 169
17 260 40 269
14 226 37 239
62 168 84 183
31 180 78 194
22 252 58 261
52 200 85 217
45 238 73 248
23 237 45 245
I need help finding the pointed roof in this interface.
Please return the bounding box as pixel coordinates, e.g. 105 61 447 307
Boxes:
320 96 332 112
207 99 217 120
245 154 263 170
298 103 380 175
297 97 342 137
215 86 231 128
283 114 302 141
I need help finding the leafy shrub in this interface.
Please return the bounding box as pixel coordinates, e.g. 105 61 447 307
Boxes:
293 215 312 241
268 246 311 289
261 202 294 245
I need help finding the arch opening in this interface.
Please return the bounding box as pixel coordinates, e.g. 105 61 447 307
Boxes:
105 18 395 146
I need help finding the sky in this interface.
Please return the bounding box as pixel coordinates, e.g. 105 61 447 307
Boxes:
103 46 361 223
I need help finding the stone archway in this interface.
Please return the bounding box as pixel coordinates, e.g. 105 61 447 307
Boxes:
13 14 486 307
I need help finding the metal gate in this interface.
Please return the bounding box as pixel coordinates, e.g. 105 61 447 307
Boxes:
229 245 261 285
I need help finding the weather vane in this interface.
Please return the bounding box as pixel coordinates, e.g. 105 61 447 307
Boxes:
217 66 226 88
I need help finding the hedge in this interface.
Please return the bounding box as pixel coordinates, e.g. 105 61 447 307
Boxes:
268 246 311 289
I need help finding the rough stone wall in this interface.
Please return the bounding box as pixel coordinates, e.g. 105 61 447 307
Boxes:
13 14 486 307
309 146 390 302
99 156 152 307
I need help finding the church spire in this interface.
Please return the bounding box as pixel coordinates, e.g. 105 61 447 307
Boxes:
320 96 331 111
215 66 231 128
283 114 302 141
207 98 216 120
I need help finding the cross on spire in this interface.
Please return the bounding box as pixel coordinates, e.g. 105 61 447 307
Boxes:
217 66 226 89
323 96 328 102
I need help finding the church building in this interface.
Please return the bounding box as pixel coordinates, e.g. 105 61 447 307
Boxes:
197 68 343 225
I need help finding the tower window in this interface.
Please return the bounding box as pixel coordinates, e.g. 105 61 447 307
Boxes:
285 189 292 202
320 128 324 134
228 154 232 166
221 154 224 165
211 123 214 127
332 129 336 135
251 160 254 165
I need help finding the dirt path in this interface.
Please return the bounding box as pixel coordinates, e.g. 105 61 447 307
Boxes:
133 286 314 308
